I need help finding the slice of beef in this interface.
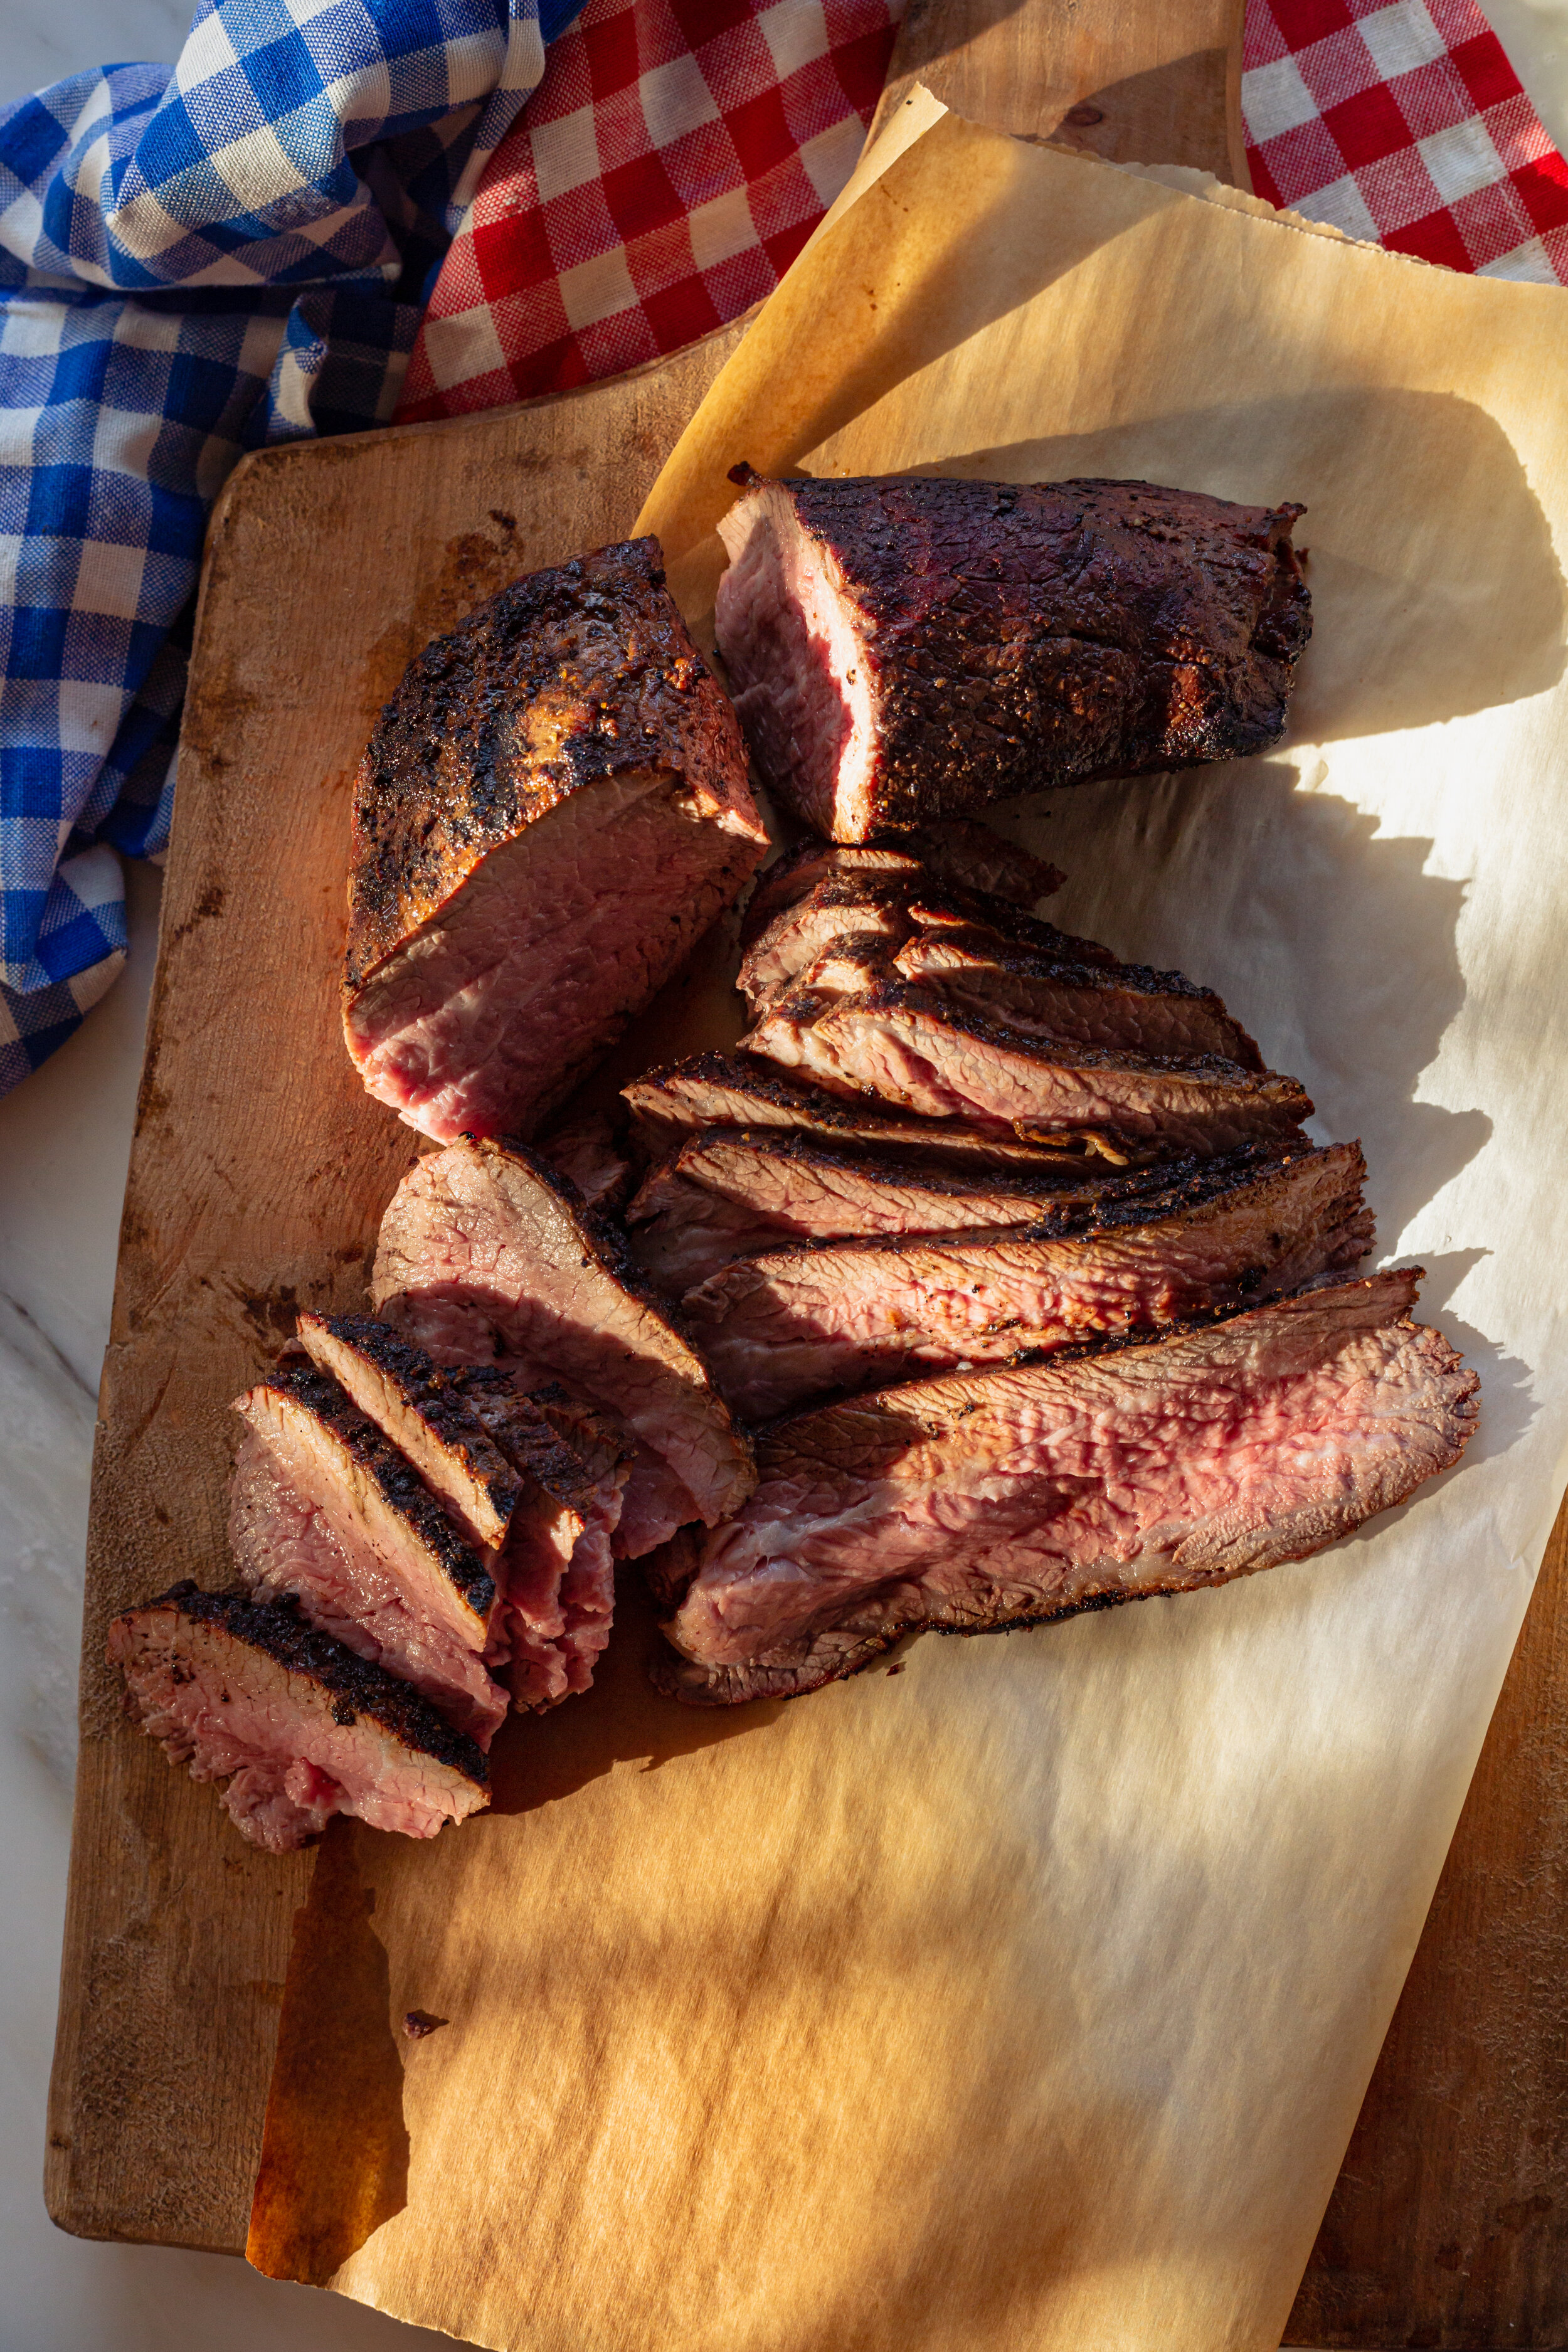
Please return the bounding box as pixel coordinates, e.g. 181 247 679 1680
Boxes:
893 927 1264 1068
371 1137 753 1555
739 880 919 1010
627 1130 1186 1294
658 1269 1478 1703
682 1141 1372 1416
110 1583 489 1848
621 1052 1138 1170
295 1312 522 1550
343 537 768 1145
228 1433 509 1744
536 1111 634 1213
743 980 1310 1156
737 871 1095 1015
739 825 1064 948
448 1370 629 1706
713 473 1311 839
233 1364 499 1650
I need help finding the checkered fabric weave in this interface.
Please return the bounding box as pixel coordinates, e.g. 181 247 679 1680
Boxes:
0 0 561 1094
1244 0 1568 278
396 0 904 416
3 0 1565 1096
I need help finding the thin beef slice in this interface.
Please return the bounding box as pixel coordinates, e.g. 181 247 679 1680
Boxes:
681 1141 1373 1416
659 1269 1478 1703
372 1136 753 1555
743 978 1310 1157
110 1584 489 1849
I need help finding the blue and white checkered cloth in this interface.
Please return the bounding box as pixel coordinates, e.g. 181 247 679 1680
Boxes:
0 0 580 1096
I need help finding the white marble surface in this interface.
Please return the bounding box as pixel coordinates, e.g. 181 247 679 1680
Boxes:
4 3 1568 2348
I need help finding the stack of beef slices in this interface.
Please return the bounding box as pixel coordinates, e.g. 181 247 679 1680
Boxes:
619 825 1479 1703
114 536 768 1853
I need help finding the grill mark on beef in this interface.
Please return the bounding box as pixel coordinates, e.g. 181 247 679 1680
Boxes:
228 1431 509 1744
371 1136 753 1555
714 475 1310 838
682 1141 1372 1415
295 1312 522 1550
738 872 1107 1014
655 1271 1477 1704
626 1129 1217 1293
742 978 1310 1155
621 1051 1141 1170
110 1582 489 1848
343 536 767 1143
893 926 1264 1069
739 825 1064 946
234 1362 498 1642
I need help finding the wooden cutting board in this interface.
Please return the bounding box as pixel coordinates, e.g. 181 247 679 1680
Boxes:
43 3 1567 2343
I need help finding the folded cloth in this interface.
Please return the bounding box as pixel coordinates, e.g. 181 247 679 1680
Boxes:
3 0 1566 1098
0 0 566 1095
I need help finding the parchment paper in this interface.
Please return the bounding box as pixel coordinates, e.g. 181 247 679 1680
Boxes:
252 109 1568 2351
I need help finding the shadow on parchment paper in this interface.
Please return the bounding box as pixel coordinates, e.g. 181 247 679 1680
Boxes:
917 389 1565 740
246 1823 409 2284
487 1570 787 1816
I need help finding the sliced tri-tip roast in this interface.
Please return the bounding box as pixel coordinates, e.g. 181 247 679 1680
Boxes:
714 472 1311 840
891 928 1263 1067
450 1370 629 1707
626 1130 1185 1295
739 825 1064 948
110 1583 489 1850
343 536 768 1145
231 1360 507 1743
656 1270 1478 1705
681 1141 1373 1416
295 1311 523 1550
743 980 1310 1158
285 1314 627 1712
622 1051 1128 1170
372 1136 753 1556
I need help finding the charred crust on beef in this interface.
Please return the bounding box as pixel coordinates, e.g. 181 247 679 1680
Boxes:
345 538 750 992
714 475 1311 837
247 1360 499 1624
120 1582 489 1786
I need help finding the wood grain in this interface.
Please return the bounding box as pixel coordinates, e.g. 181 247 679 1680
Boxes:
871 0 1249 188
1288 1491 1568 2349
44 319 750 2250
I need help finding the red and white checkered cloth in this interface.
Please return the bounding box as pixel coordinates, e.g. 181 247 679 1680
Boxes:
396 0 1568 423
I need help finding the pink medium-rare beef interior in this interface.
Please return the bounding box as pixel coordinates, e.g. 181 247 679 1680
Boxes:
448 1369 629 1708
662 1271 1479 1701
343 536 766 1145
110 1584 490 1849
716 479 879 840
373 1138 755 1555
742 982 1311 1156
233 1364 499 1654
679 1140 1374 1417
345 771 763 1144
228 1430 509 1745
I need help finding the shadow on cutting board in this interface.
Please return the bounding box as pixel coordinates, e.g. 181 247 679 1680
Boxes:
487 1571 787 1817
246 1825 409 2284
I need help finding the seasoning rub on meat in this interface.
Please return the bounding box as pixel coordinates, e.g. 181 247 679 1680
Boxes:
714 474 1311 840
344 536 768 1145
